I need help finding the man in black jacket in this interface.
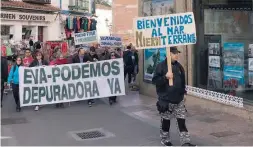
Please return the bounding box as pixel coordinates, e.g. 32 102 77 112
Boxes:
152 47 195 146
123 46 134 85
1 56 8 107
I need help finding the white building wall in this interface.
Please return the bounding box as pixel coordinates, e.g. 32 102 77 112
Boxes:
96 8 112 40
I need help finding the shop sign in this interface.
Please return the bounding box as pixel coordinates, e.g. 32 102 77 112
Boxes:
0 11 53 22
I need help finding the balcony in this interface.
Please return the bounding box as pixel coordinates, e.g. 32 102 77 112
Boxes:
68 0 89 12
22 0 51 4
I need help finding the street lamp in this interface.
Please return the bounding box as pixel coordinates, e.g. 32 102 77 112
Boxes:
105 18 112 36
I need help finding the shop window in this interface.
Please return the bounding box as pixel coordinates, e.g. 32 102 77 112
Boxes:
196 9 253 102
1 25 10 36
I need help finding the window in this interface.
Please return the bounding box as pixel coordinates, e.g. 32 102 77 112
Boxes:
1 25 10 36
69 0 89 11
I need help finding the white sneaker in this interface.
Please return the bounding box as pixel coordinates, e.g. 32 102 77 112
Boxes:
34 106 39 111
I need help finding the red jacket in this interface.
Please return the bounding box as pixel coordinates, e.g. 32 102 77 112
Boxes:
49 58 68 65
23 56 34 67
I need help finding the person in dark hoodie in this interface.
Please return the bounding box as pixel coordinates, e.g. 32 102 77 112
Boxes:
152 47 195 146
123 45 134 86
89 46 99 61
29 51 49 111
72 48 94 107
1 56 8 107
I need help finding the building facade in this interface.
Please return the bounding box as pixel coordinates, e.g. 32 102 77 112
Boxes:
112 0 139 45
1 0 60 42
136 0 253 106
95 4 112 39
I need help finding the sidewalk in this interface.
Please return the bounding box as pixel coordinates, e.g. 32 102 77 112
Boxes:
1 90 253 146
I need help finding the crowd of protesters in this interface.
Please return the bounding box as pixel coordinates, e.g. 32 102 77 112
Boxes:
1 42 139 112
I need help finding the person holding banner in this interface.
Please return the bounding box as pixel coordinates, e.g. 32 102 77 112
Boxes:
49 48 68 108
152 47 195 146
7 56 23 112
72 48 94 107
108 51 120 105
29 51 49 111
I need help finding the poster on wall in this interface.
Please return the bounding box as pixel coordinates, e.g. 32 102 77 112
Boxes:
249 72 253 86
144 48 166 81
142 0 152 16
152 0 175 16
209 56 220 68
249 58 253 71
205 35 222 89
249 44 253 57
223 42 245 86
208 43 220 55
208 68 223 89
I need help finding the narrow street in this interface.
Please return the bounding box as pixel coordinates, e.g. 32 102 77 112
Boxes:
1 90 253 146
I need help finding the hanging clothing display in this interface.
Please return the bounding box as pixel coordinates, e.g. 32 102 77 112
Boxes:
91 19 97 31
64 15 97 39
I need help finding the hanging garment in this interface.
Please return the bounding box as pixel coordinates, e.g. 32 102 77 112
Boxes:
66 18 69 29
1 45 7 56
73 17 78 33
67 16 72 29
61 42 68 54
88 18 91 31
77 17 81 31
69 16 73 30
65 27 71 38
91 19 97 31
6 46 13 56
83 17 88 32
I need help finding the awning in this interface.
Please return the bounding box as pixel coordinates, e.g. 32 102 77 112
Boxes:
1 1 60 12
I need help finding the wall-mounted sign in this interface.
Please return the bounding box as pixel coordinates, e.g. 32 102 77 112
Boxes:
0 11 54 22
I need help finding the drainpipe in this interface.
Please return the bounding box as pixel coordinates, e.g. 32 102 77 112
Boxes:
185 0 189 85
60 0 62 9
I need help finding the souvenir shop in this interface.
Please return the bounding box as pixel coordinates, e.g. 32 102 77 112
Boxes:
193 0 253 102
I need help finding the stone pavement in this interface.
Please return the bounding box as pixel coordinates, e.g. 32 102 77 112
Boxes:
1 90 253 146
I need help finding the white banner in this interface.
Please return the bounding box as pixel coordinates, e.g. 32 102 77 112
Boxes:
133 12 196 49
19 59 125 107
100 36 122 47
74 30 98 45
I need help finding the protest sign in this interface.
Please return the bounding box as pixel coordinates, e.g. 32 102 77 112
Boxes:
19 59 125 107
74 30 97 45
133 12 196 86
100 36 122 47
133 12 196 49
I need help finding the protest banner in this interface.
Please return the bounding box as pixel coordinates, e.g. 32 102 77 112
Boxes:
74 30 97 45
133 12 196 85
19 59 125 107
100 36 122 47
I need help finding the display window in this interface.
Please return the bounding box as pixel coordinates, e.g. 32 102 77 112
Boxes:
197 9 253 102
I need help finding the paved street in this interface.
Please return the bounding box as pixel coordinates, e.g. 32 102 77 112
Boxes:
1 90 253 146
